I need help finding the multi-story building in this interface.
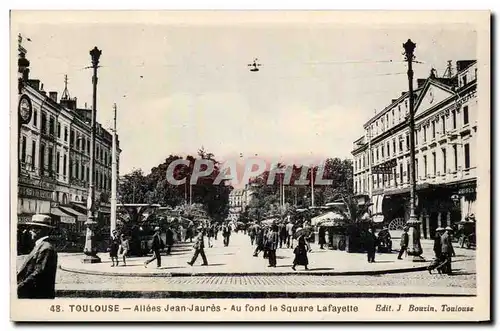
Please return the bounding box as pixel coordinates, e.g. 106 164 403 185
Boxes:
17 43 121 247
227 185 255 222
352 60 477 238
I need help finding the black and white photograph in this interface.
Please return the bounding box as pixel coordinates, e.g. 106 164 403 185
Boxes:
10 10 490 322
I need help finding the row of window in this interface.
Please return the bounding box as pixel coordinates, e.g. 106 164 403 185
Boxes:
20 136 112 191
354 143 471 193
354 105 471 173
369 99 409 137
30 110 113 167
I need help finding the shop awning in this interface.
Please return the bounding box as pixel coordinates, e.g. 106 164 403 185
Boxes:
59 206 87 222
311 211 345 226
17 213 34 224
51 207 76 224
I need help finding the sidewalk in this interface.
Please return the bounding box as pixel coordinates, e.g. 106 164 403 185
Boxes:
58 232 475 277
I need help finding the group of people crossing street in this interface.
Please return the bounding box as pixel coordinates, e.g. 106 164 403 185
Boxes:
248 219 312 270
104 216 460 275
428 226 456 274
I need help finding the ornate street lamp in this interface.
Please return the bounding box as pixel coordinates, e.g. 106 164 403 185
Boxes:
403 39 424 260
17 34 31 176
82 46 102 263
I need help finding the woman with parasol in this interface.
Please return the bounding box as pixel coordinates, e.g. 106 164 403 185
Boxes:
292 232 309 271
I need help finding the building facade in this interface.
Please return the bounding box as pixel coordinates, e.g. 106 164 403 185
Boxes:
17 44 121 248
227 185 254 222
352 60 477 238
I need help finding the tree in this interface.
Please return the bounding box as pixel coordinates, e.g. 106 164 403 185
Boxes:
118 169 150 204
117 148 231 224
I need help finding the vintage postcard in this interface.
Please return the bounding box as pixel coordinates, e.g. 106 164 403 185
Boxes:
10 10 490 322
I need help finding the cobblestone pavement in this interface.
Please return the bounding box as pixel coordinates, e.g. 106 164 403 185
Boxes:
55 257 475 288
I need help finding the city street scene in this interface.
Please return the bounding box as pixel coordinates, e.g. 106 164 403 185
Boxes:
13 11 485 307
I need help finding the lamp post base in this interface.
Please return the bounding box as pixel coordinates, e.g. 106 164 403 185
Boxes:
81 255 102 264
406 214 424 259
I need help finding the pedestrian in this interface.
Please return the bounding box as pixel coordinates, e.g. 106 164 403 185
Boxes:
397 227 409 260
440 226 454 275
253 223 265 257
214 224 219 240
428 227 444 274
144 226 163 268
17 215 58 299
292 234 309 270
267 224 279 267
366 227 377 263
262 227 270 259
165 225 174 255
279 222 287 248
119 234 130 266
249 224 256 245
206 223 214 248
286 219 294 248
178 224 185 242
109 229 120 267
222 222 231 247
318 226 327 249
187 226 208 266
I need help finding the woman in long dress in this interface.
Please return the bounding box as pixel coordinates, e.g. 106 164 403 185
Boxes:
292 234 309 270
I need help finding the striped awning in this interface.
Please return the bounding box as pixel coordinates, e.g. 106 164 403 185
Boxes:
59 206 87 222
51 207 76 224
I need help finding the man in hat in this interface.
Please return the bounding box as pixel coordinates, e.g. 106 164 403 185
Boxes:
440 226 454 274
222 221 231 247
187 226 208 266
17 215 58 299
144 226 163 268
397 227 409 260
428 227 445 274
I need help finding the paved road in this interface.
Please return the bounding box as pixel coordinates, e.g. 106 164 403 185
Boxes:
17 232 476 297
57 231 475 276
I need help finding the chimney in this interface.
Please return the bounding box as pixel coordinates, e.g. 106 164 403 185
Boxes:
22 68 30 82
60 97 77 110
49 92 58 103
456 60 476 72
40 83 46 96
417 79 427 88
27 79 40 90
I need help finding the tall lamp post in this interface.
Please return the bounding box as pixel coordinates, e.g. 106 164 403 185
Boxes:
82 46 102 264
17 34 31 176
403 39 424 259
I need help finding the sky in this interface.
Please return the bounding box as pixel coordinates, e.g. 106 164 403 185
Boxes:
12 12 477 179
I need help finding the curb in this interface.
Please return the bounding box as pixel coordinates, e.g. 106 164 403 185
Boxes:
55 289 476 299
59 264 430 277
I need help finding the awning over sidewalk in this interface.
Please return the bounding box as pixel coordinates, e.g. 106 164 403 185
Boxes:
51 207 76 224
17 213 34 224
59 206 87 222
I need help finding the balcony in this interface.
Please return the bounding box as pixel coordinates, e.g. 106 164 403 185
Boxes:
437 132 447 143
447 130 458 140
460 123 471 136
